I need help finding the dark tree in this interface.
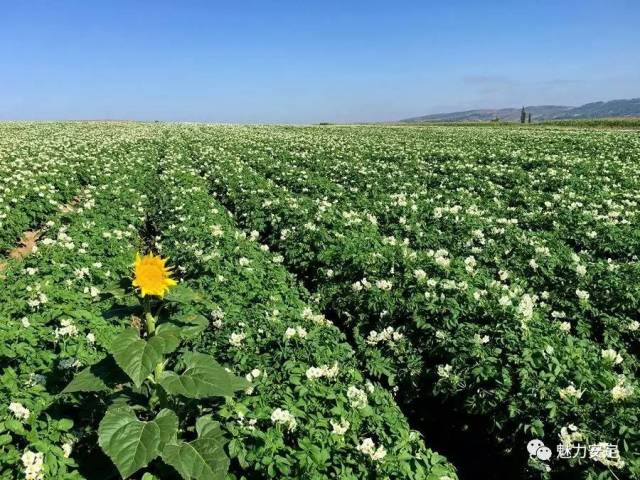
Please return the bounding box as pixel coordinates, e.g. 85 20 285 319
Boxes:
528 112 532 123
520 107 526 124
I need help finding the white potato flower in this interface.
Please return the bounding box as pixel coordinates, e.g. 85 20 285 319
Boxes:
330 418 350 435
9 402 30 420
271 408 297 431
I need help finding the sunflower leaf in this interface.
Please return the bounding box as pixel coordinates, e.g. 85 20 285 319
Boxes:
111 328 165 388
98 406 177 478
158 352 249 399
62 356 128 394
161 417 229 480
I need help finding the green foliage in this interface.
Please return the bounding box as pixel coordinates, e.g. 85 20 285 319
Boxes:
158 352 249 399
0 123 457 480
98 407 178 478
63 284 247 479
191 123 640 479
162 417 229 480
13 121 640 479
110 328 168 388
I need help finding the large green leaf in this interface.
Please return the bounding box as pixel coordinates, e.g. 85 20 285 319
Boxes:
195 415 226 441
62 356 128 394
111 328 165 388
165 285 207 305
155 323 181 354
98 407 178 479
172 313 208 340
158 352 249 399
162 417 229 480
154 409 179 447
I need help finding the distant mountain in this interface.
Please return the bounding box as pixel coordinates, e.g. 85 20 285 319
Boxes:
400 98 640 123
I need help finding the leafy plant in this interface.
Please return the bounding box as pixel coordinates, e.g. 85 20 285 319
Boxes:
62 256 248 479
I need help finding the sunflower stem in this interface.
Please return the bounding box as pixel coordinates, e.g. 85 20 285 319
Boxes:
154 360 164 379
145 311 156 336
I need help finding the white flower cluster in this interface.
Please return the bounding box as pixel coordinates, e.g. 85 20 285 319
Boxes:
9 402 30 420
54 318 78 339
559 424 583 448
301 307 330 325
53 227 76 250
271 408 297 431
559 384 583 401
62 442 73 458
576 289 590 301
432 248 450 268
210 308 225 328
235 410 258 431
558 321 571 333
366 326 404 346
601 348 623 365
356 437 387 461
229 331 246 347
351 278 371 292
375 279 393 291
211 224 223 237
284 326 307 340
382 236 399 246
347 386 368 409
59 357 81 369
306 362 339 380
473 333 490 345
74 267 90 279
83 286 100 298
26 286 48 310
391 193 408 207
517 293 536 329
464 255 476 274
437 364 453 379
245 368 263 382
590 442 626 468
25 373 46 387
611 375 634 402
330 418 350 435
21 450 44 480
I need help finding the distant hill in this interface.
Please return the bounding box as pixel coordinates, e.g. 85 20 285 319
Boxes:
401 98 640 123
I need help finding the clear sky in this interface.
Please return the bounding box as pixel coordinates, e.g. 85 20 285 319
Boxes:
1 0 638 123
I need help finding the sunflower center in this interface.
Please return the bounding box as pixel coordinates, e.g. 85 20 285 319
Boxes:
138 264 165 287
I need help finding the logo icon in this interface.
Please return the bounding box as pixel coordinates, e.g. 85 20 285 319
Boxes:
527 439 552 461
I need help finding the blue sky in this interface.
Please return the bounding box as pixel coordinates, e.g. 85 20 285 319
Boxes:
1 1 638 123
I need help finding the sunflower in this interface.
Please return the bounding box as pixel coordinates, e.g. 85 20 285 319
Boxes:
132 253 177 298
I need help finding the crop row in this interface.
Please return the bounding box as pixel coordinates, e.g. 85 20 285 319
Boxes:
181 125 639 479
0 137 159 478
149 138 457 479
0 123 160 253
201 126 640 356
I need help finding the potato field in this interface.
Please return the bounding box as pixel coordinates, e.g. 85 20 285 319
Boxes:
0 122 638 480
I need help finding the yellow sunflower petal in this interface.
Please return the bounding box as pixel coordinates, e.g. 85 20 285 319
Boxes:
132 252 177 298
